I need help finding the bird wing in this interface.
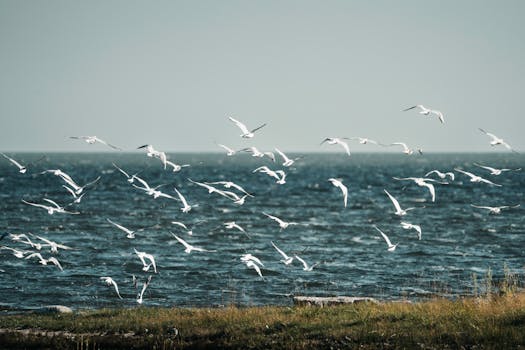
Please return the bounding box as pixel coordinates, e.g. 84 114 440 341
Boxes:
250 123 267 133
228 117 250 134
294 255 308 270
402 105 418 111
374 226 393 246
271 241 290 260
336 139 351 155
384 190 402 212
43 198 62 208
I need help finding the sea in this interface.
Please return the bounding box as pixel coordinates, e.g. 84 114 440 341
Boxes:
0 152 523 311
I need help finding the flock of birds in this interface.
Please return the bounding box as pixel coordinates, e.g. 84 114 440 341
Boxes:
0 107 522 305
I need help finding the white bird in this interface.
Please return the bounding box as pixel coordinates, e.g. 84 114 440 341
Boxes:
188 178 240 201
134 248 157 273
22 199 80 215
345 137 379 145
137 144 167 169
274 148 301 167
132 178 177 200
171 233 214 254
328 178 348 207
294 255 319 271
473 163 521 176
373 226 398 252
228 116 267 138
240 253 264 267
100 276 123 299
253 166 286 184
425 170 455 181
400 222 422 240
204 181 254 197
136 275 152 304
383 189 416 216
403 105 444 123
216 143 236 156
107 218 139 239
30 234 73 253
393 177 442 202
454 168 502 186
45 257 64 271
262 212 298 231
271 241 294 265
112 163 141 183
244 260 264 279
1 153 30 173
173 187 195 213
479 128 516 152
165 160 190 173
320 137 351 156
389 142 414 155
62 185 85 204
171 221 193 235
471 204 520 214
224 221 246 233
25 252 64 270
0 245 29 259
69 136 122 150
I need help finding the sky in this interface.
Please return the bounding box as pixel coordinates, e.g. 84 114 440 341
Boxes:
0 0 524 153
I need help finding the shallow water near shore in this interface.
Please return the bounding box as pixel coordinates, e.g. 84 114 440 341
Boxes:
0 152 523 311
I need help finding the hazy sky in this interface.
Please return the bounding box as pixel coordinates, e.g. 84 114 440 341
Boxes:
1 1 524 153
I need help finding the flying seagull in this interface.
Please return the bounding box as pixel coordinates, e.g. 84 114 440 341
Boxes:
400 222 422 240
320 137 351 156
383 189 416 216
328 178 348 207
473 163 521 176
454 168 502 186
403 105 444 123
373 226 398 252
100 276 123 299
478 128 517 152
69 136 122 150
270 241 294 265
228 116 267 138
471 204 520 214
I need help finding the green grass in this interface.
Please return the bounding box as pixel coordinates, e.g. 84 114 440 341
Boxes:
1 293 525 349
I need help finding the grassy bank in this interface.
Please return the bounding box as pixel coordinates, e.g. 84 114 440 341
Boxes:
1 293 525 349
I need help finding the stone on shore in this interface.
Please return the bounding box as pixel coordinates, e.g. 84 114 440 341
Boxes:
293 296 379 307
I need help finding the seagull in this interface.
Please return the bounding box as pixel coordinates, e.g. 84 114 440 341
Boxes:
271 241 294 265
425 170 455 181
454 168 502 186
171 233 214 254
45 257 64 271
165 160 190 173
136 275 152 304
373 226 398 252
389 142 414 155
294 255 319 271
216 143 236 156
262 212 298 231
22 199 80 215
400 222 422 240
137 144 167 168
403 105 444 123
345 137 379 145
224 221 246 233
384 189 416 216
69 136 122 150
328 178 348 207
112 163 141 183
253 166 286 184
0 245 29 259
274 148 302 167
25 252 64 270
107 218 140 239
171 221 193 235
473 163 522 176
132 178 177 200
188 178 240 201
100 276 123 299
134 248 157 273
228 116 267 138
320 137 351 156
244 260 264 279
471 204 520 214
479 128 516 152
62 185 85 204
29 234 73 253
173 187 195 213
204 181 254 197
1 153 32 173
240 253 264 267
393 177 443 202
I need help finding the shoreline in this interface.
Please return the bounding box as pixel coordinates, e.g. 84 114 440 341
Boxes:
1 293 524 349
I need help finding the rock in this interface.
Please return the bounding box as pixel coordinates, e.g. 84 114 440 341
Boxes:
293 296 379 307
36 305 74 314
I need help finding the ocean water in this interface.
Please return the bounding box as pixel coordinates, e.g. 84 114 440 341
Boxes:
0 152 523 311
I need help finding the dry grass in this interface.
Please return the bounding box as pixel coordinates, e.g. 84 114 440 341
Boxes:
1 292 525 349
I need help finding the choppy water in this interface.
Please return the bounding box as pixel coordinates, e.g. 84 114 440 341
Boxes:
0 152 524 311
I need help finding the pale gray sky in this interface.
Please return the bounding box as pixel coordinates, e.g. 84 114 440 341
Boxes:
1 0 524 153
